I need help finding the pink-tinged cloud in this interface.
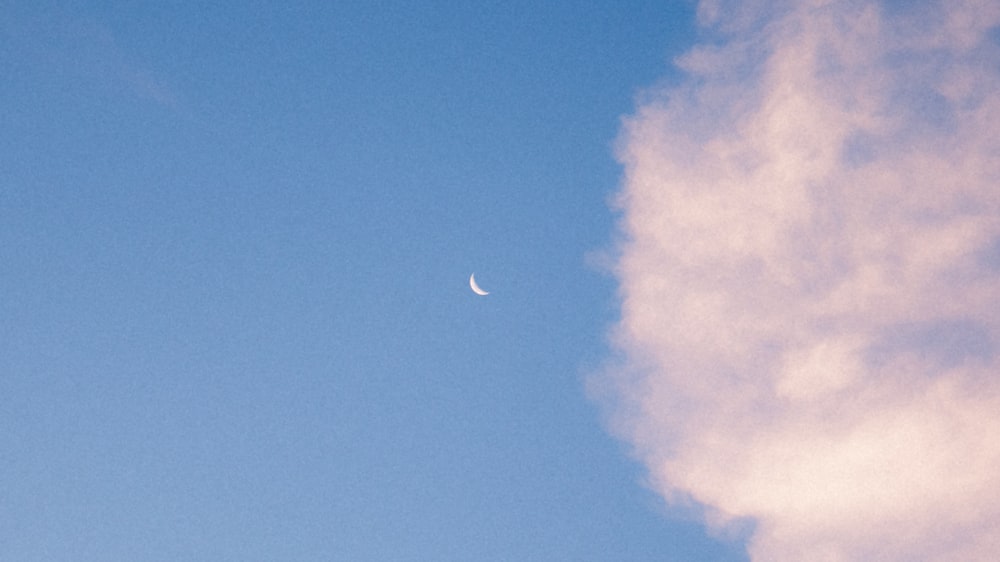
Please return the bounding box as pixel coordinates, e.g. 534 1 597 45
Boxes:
601 1 1000 560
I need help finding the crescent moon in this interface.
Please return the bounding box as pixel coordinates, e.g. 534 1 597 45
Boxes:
469 273 490 296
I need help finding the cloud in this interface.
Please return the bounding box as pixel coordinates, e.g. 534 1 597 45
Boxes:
601 1 1000 560
2 7 179 108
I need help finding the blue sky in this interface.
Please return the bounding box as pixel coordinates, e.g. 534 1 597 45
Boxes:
1 2 750 560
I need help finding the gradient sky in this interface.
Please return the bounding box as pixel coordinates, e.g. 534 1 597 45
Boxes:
1 1 749 561
6 2 999 561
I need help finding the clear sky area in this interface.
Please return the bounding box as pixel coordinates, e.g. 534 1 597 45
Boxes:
3 1 1000 561
2 1 742 560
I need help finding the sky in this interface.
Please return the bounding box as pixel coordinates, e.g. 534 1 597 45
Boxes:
0 1 745 561
2 1 999 561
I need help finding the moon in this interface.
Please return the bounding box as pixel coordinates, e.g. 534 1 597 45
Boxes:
469 273 489 296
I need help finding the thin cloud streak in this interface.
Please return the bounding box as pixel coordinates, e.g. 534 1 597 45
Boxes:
3 9 179 108
602 1 1000 560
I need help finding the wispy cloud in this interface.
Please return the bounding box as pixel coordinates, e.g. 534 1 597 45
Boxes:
3 8 179 108
602 1 1000 559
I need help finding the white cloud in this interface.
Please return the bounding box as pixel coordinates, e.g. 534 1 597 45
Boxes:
602 1 1000 560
